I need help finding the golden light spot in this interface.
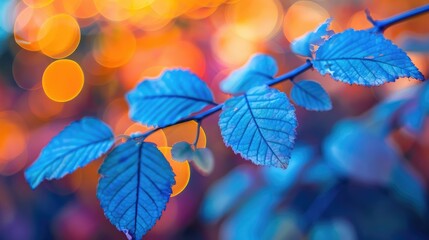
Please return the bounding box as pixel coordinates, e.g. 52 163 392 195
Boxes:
93 0 133 22
158 147 190 197
42 59 84 102
0 114 26 164
129 7 171 31
212 25 258 66
151 0 190 18
14 6 53 51
38 14 81 59
93 25 136 68
59 0 99 19
226 0 282 41
163 121 206 148
124 123 167 146
283 1 329 43
23 0 53 8
185 6 218 19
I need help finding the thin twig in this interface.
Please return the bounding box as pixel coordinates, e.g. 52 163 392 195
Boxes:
133 4 429 141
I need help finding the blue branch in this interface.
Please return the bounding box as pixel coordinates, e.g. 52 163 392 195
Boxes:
371 4 429 32
136 4 429 140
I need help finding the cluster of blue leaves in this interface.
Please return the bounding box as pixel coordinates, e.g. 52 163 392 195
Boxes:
202 80 429 238
25 117 176 239
201 146 342 239
24 68 221 239
24 17 426 239
321 82 429 215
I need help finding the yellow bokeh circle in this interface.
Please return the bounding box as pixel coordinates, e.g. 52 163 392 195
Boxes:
93 25 136 68
38 14 81 59
283 1 329 43
42 59 84 102
226 0 282 41
23 0 53 8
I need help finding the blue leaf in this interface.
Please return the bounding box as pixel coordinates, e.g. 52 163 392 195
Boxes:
220 54 278 94
171 141 193 162
313 29 424 86
126 69 215 127
97 141 175 240
291 19 334 57
389 162 427 215
220 188 282 240
323 120 399 185
192 148 215 176
219 86 297 168
201 165 254 223
400 82 429 134
25 117 114 189
290 80 332 111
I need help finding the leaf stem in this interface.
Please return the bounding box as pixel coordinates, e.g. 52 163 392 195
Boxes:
368 4 429 32
193 120 202 148
133 4 429 140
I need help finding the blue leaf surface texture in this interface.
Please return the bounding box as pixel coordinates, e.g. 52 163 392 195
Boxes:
313 29 424 86
291 18 334 57
219 86 297 168
220 54 278 94
126 69 215 127
97 141 175 240
290 80 332 111
25 117 114 189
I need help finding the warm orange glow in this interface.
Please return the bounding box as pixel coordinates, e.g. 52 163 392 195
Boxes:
59 0 99 19
158 147 191 197
185 6 218 19
348 11 382 30
129 7 171 31
23 0 53 8
119 36 207 89
0 115 26 164
226 0 282 41
124 123 168 146
42 59 84 102
163 121 206 148
14 6 53 51
212 25 258 66
28 90 64 119
93 25 136 68
38 14 81 59
93 0 134 22
283 1 329 43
